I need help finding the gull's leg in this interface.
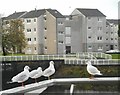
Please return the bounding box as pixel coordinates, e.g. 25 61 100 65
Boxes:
90 75 94 79
22 82 24 87
35 78 37 83
48 76 50 80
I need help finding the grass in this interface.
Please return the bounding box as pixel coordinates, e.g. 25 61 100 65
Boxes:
110 54 120 59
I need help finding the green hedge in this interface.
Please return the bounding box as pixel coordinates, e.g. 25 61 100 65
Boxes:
110 54 120 59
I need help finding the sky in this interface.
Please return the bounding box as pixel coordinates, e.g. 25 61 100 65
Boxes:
0 0 119 19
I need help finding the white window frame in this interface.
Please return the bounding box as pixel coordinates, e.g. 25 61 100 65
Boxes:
65 27 71 35
65 37 71 44
97 36 102 41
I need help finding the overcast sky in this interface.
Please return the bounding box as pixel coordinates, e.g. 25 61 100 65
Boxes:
0 0 119 19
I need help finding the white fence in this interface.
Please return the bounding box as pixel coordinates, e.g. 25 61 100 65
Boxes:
64 59 119 65
1 52 112 62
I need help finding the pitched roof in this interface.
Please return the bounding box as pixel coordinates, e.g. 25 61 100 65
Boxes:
107 19 119 25
106 21 110 25
77 8 106 17
47 9 64 18
6 11 26 20
21 9 45 18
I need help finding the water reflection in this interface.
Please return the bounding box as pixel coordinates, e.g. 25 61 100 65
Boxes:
40 83 119 95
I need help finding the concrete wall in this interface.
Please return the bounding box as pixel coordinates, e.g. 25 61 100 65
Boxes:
57 18 65 54
71 9 107 52
44 11 57 54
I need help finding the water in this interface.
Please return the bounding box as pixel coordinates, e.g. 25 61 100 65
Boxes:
40 84 119 95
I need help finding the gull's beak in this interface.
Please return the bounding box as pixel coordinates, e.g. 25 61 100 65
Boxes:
29 67 31 70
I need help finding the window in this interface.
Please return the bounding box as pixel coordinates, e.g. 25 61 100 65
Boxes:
34 38 36 41
27 29 31 32
58 41 63 44
44 37 47 39
27 19 31 23
65 27 71 35
115 38 117 40
106 45 108 47
58 22 63 25
106 32 108 34
88 36 91 39
98 18 102 22
111 38 113 40
28 47 31 52
34 28 36 31
66 37 71 44
27 38 31 41
106 38 108 40
34 19 36 22
66 17 69 20
98 27 102 31
35 47 36 50
44 28 47 31
111 32 113 34
88 17 91 20
45 46 47 49
88 27 91 30
98 45 103 50
44 17 46 21
58 31 64 34
88 46 92 49
97 36 102 40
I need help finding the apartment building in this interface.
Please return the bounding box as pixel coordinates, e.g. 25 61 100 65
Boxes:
21 9 45 54
21 9 65 54
2 8 119 54
43 9 65 54
106 19 119 50
0 17 2 53
64 15 83 54
71 8 107 52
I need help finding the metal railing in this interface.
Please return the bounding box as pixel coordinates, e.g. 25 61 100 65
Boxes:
1 52 112 62
64 59 119 65
1 77 119 95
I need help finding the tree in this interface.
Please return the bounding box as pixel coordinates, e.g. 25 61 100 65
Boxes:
1 19 27 55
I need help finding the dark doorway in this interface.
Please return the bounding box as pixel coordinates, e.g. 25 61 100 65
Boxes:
66 46 71 54
110 45 114 50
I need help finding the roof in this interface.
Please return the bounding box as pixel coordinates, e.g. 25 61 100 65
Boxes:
21 9 45 18
6 11 26 20
107 19 119 25
76 8 106 17
47 9 64 18
106 21 110 25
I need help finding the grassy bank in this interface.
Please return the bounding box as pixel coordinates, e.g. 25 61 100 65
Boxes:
110 54 120 59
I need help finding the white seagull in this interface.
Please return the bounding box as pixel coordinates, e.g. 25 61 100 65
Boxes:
29 67 43 83
42 61 55 80
86 60 102 79
11 65 30 86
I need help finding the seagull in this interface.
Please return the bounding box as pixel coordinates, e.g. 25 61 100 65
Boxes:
11 65 30 86
42 61 55 80
29 67 42 83
86 60 102 79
